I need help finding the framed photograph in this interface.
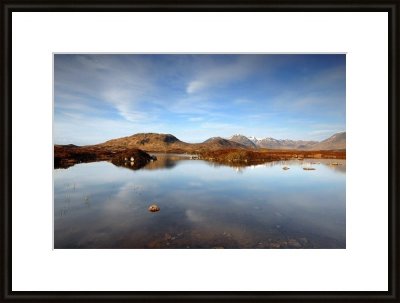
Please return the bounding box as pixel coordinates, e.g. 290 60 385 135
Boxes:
1 0 398 302
53 53 347 250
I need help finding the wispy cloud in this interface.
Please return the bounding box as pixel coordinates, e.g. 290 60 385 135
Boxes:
200 121 238 130
185 55 263 94
55 55 157 123
186 80 206 94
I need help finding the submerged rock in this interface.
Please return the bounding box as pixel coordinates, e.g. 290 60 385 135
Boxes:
148 204 160 212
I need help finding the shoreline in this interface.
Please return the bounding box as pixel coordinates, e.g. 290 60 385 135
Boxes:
54 145 345 169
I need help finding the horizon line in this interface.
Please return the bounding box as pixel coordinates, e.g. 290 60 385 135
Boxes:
54 130 346 146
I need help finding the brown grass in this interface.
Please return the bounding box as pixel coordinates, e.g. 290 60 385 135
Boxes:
199 148 345 165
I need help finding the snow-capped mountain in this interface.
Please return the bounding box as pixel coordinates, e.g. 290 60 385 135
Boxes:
227 132 346 150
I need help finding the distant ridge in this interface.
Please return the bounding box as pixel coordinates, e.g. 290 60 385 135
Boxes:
310 132 346 150
87 131 346 152
227 132 345 150
249 137 318 150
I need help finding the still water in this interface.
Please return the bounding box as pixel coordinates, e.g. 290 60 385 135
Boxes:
54 155 346 249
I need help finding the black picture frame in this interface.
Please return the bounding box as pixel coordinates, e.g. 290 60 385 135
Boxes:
1 1 398 302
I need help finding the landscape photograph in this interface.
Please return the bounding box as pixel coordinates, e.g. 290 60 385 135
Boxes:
54 54 346 249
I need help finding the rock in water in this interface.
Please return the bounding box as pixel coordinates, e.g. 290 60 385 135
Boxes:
148 204 160 212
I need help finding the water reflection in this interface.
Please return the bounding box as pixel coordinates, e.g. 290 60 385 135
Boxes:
142 153 191 170
54 155 346 249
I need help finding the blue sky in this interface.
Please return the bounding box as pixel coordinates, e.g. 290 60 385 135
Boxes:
54 54 345 145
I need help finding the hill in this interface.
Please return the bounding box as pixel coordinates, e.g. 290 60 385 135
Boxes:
97 133 191 153
310 132 346 150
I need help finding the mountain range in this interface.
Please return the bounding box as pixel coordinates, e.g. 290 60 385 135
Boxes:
229 132 346 150
94 131 345 152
